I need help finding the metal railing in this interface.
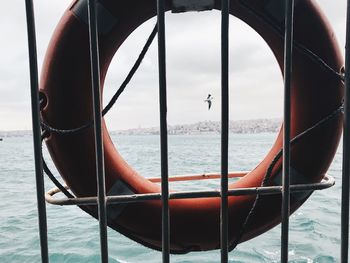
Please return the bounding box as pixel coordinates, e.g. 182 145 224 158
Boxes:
24 0 350 262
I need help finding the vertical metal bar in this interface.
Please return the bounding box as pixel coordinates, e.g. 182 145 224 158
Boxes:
341 1 350 262
220 0 230 262
87 1 108 262
156 0 170 262
281 0 294 262
24 1 49 262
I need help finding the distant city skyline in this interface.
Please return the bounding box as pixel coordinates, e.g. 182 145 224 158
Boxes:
0 0 346 130
0 118 281 136
113 118 281 135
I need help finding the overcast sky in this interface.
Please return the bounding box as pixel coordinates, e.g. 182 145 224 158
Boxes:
0 0 347 131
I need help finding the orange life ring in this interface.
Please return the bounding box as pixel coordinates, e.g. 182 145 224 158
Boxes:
40 0 343 253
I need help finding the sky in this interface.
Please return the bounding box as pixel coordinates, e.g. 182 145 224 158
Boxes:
0 0 347 131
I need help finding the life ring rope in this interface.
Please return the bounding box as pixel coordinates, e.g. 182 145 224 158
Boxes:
39 23 158 200
238 0 345 82
229 101 344 250
41 132 75 199
40 23 158 135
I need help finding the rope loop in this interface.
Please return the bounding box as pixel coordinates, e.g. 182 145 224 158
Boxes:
229 102 344 250
40 23 158 135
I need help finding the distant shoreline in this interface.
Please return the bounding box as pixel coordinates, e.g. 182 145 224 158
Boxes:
0 118 281 137
112 119 281 136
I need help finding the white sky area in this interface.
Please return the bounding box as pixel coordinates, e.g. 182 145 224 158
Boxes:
0 0 347 130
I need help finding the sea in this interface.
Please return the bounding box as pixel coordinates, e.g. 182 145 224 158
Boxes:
0 133 344 262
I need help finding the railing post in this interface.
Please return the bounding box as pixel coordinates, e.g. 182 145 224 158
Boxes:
281 0 295 262
341 1 350 262
24 0 49 262
220 0 230 262
156 0 170 262
87 0 109 262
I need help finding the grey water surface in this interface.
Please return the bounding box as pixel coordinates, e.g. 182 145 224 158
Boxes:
0 133 342 262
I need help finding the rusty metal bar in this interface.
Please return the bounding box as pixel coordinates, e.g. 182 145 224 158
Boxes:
342 0 350 262
25 0 49 262
45 175 335 206
220 0 230 261
148 171 247 183
156 0 170 261
281 0 295 262
87 0 108 262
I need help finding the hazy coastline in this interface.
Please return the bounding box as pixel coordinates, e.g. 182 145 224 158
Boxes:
0 118 281 137
113 118 281 135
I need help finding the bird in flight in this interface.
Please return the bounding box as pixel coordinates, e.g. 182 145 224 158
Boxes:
204 94 213 110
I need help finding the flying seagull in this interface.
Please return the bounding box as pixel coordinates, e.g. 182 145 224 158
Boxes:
204 94 213 110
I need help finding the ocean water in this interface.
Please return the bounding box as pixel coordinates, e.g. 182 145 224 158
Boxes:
0 133 344 262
